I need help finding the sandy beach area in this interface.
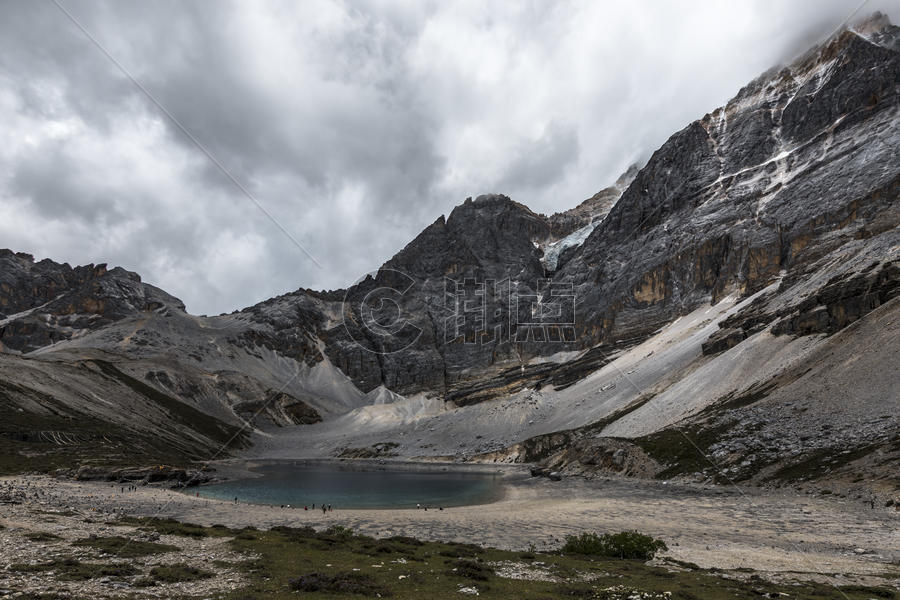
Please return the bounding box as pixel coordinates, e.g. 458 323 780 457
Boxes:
2 468 898 589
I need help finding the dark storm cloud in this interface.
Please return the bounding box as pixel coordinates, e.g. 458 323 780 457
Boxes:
1 0 897 314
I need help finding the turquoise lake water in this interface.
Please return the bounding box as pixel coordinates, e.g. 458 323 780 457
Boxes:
195 462 504 509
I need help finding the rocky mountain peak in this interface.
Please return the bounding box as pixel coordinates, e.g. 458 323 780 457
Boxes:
0 13 896 430
852 11 899 50
546 163 641 240
0 250 185 353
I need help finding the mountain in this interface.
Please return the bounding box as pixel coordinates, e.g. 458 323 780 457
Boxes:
0 14 897 492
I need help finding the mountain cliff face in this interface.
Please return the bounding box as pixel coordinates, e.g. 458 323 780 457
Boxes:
561 21 900 349
321 15 900 405
0 250 185 353
0 15 897 486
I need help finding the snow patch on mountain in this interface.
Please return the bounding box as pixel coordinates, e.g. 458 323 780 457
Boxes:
541 221 599 271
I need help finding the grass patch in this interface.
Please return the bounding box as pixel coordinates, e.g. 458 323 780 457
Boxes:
270 524 318 542
289 571 392 596
323 524 355 539
215 519 881 599
838 585 896 599
148 563 214 583
117 515 233 538
766 444 878 483
104 517 897 600
561 531 668 560
141 518 210 538
24 531 62 542
10 558 138 581
512 394 657 463
448 559 494 581
35 509 78 517
634 421 739 480
72 535 179 558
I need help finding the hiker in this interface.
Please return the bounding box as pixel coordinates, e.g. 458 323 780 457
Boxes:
322 504 327 514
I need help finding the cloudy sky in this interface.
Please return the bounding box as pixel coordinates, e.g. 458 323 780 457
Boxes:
1 0 896 314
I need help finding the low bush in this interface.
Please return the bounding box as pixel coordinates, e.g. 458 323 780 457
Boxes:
10 558 138 581
551 585 596 598
439 542 485 558
839 585 895 599
149 564 213 583
72 535 179 558
447 559 494 581
322 524 354 539
271 525 317 542
141 517 209 538
24 531 62 542
561 531 668 560
385 535 424 546
289 571 391 596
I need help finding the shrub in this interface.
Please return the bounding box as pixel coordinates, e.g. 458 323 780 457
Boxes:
72 535 179 558
561 531 668 560
140 517 209 538
439 542 485 558
24 531 62 542
839 585 895 599
322 525 354 539
271 525 317 542
10 558 138 580
551 585 595 598
447 559 494 581
385 535 424 546
149 564 213 583
289 572 390 596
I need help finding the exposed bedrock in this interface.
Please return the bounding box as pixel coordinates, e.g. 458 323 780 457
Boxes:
0 16 897 479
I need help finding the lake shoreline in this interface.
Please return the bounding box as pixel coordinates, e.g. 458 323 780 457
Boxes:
194 458 516 509
206 456 525 483
2 471 898 588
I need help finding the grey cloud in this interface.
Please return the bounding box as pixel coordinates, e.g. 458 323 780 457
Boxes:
497 122 580 193
11 147 118 221
1 0 897 314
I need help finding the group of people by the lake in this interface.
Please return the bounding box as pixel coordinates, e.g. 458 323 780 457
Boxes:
222 497 446 512
228 497 335 513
